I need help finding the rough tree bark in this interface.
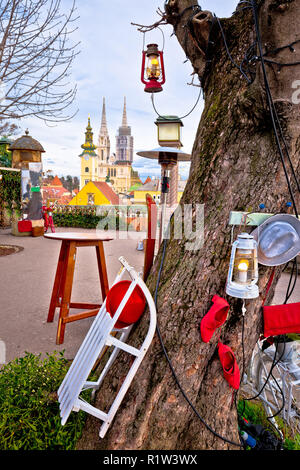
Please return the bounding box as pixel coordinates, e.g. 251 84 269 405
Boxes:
77 0 300 450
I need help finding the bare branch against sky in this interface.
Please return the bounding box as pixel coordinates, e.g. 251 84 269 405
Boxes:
0 0 80 124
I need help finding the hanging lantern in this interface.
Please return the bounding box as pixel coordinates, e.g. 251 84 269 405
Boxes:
141 43 166 93
155 116 183 148
226 233 259 299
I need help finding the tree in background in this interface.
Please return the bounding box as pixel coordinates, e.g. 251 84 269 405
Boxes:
76 0 300 450
0 0 79 124
58 175 79 192
65 175 74 193
73 176 79 191
0 120 18 138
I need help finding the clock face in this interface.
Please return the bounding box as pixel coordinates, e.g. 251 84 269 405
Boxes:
84 155 89 161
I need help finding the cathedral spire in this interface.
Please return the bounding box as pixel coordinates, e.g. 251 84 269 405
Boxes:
116 97 133 163
100 97 108 135
122 96 128 127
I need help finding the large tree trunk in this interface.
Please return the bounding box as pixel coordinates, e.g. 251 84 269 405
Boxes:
77 0 300 450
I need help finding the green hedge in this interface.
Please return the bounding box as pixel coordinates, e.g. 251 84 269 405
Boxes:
53 206 128 230
53 206 103 229
0 351 93 450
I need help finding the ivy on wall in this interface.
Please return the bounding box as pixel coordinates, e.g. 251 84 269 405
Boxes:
0 143 12 168
0 154 12 168
0 169 21 225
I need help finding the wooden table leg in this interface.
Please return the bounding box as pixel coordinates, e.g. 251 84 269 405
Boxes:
96 241 109 301
56 241 77 345
47 241 68 323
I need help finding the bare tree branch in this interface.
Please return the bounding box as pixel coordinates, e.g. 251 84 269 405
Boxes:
0 0 80 123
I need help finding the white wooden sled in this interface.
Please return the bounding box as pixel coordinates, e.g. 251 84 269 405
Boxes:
57 256 157 438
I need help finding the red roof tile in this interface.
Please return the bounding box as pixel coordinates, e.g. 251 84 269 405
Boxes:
51 175 63 186
91 181 120 205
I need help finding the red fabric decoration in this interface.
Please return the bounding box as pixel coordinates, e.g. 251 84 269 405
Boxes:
200 295 230 343
263 302 300 338
18 220 32 233
217 342 240 390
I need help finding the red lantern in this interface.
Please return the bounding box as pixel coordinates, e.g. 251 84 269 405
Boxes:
141 43 166 93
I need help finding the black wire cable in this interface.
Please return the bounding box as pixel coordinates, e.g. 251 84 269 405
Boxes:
264 39 300 56
251 0 299 219
239 260 295 405
270 105 300 195
284 258 298 304
233 2 300 194
239 258 298 440
235 311 284 444
154 236 243 449
266 261 300 419
266 260 299 423
157 0 299 447
263 58 300 68
250 2 299 423
150 88 202 121
215 15 252 84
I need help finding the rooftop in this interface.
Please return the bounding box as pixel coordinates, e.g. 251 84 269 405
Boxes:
91 181 120 205
9 130 45 153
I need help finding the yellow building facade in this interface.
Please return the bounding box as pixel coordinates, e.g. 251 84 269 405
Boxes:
132 179 185 205
69 181 119 206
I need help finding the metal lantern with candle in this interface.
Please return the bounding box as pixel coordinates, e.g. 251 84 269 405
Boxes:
141 43 166 93
226 232 259 299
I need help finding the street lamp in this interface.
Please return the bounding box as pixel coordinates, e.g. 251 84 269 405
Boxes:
141 43 166 93
226 233 259 299
137 146 190 244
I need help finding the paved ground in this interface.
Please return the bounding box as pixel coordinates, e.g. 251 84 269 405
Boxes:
0 227 145 363
0 226 299 365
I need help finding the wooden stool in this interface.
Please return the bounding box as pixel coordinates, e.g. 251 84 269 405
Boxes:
45 232 112 344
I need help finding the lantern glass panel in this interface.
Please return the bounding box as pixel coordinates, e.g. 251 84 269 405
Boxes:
233 248 256 284
158 122 181 145
146 55 161 79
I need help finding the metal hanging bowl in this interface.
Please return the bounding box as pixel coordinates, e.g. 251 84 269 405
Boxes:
251 214 300 266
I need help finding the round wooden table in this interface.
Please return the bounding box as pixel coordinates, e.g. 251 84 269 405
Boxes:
45 232 112 344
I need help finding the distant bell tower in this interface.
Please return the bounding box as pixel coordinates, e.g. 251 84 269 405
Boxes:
98 97 111 165
115 97 134 163
79 116 98 190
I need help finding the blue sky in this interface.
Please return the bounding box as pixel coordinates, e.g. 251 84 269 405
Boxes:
21 0 240 182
